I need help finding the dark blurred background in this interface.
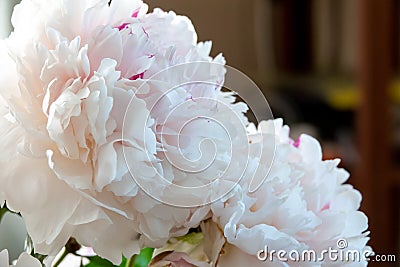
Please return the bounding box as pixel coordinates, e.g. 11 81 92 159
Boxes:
1 0 399 265
144 1 400 265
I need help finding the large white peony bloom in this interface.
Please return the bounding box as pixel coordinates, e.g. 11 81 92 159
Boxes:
209 119 371 267
0 0 371 266
144 119 371 267
0 0 243 264
0 250 42 267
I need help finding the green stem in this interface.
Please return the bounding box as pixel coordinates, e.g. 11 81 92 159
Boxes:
52 249 69 267
125 254 137 267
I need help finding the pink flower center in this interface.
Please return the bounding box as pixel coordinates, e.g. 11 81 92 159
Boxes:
291 137 301 148
116 23 129 31
129 72 145 80
132 9 140 18
321 202 330 211
115 7 141 31
142 26 149 39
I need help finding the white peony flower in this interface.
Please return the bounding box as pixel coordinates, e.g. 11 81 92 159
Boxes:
210 119 371 267
0 0 242 264
0 250 42 267
0 1 371 266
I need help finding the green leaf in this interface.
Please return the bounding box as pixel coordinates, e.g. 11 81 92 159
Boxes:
84 256 121 267
133 248 154 267
119 257 127 267
83 248 153 267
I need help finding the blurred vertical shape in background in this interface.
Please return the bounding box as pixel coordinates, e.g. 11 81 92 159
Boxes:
356 1 399 265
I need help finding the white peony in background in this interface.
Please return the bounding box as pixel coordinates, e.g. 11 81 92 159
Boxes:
0 249 42 267
0 0 370 266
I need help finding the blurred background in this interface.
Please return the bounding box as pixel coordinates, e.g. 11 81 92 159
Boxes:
1 0 399 266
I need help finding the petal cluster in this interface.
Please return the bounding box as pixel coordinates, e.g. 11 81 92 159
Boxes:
0 0 371 266
0 250 42 267
0 0 232 264
211 119 371 266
